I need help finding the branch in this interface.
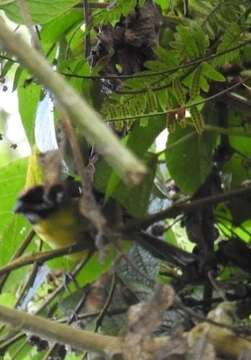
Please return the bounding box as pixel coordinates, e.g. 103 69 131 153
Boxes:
0 243 93 276
0 296 249 359
0 305 123 357
0 230 34 292
0 19 146 185
14 240 43 308
61 40 251 80
124 184 251 231
203 124 251 137
0 304 168 358
107 78 251 122
188 302 251 359
83 0 91 58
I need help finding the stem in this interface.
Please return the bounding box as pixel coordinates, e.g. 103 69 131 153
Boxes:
0 18 146 185
124 184 251 231
107 78 250 122
0 305 123 356
0 244 93 276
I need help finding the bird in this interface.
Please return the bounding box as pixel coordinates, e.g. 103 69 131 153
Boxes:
14 181 95 259
14 179 197 267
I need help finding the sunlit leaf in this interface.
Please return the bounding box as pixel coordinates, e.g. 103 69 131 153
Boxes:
18 72 41 145
0 0 80 24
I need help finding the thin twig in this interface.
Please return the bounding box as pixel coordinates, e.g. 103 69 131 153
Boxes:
106 77 250 122
123 184 251 231
95 273 117 331
14 240 43 308
43 286 93 360
60 112 107 234
83 0 91 58
58 307 128 324
0 231 35 292
207 270 228 303
61 39 251 80
176 297 251 339
0 243 93 277
0 54 18 63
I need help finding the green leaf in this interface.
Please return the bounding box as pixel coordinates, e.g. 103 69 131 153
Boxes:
234 220 251 243
12 66 24 92
74 246 118 288
0 158 31 266
61 60 91 97
164 227 177 246
154 0 170 10
229 136 251 157
192 24 209 56
174 25 200 59
144 60 169 71
202 62 225 82
116 155 157 217
96 155 158 217
190 65 202 99
1 60 14 77
153 48 179 68
0 293 16 307
173 79 186 105
40 9 82 45
126 115 166 157
215 203 233 234
95 116 165 214
5 339 42 360
1 0 80 24
93 0 141 26
18 72 41 145
66 353 82 360
46 247 76 270
212 24 241 67
0 217 31 267
223 154 249 188
0 0 15 4
199 74 209 92
166 126 219 194
0 157 27 235
190 105 205 133
105 171 120 201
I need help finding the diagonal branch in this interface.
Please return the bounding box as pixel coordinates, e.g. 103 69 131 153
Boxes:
0 18 146 185
0 304 123 356
124 184 251 231
0 243 93 277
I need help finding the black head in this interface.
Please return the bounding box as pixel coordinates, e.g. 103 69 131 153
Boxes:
14 184 66 224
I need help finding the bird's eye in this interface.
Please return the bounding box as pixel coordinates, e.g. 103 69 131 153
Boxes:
47 184 65 205
55 190 64 204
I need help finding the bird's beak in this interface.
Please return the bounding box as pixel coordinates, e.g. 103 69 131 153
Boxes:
13 200 25 214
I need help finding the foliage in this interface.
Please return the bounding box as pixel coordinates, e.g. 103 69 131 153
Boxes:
0 0 251 359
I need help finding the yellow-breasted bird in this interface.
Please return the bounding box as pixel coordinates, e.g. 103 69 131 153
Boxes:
14 181 95 258
14 180 198 267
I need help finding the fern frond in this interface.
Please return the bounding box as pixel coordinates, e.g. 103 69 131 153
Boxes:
93 0 146 26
